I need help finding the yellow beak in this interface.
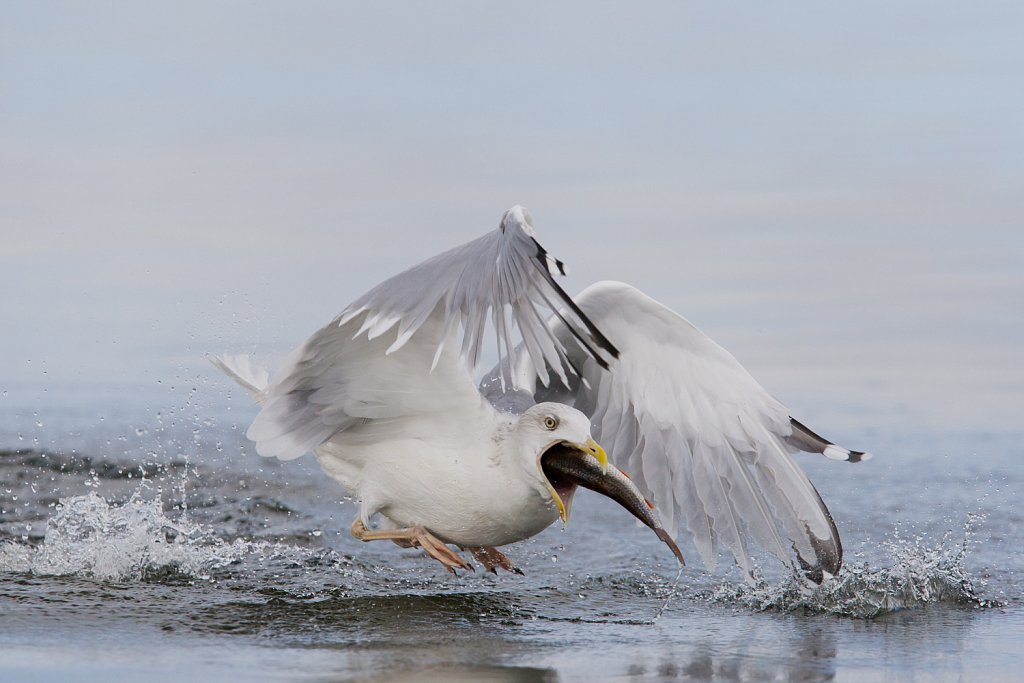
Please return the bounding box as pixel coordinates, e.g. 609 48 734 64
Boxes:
580 437 609 474
545 437 609 526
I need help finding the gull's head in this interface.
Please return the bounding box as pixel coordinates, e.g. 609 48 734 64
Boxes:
500 205 536 237
514 402 607 526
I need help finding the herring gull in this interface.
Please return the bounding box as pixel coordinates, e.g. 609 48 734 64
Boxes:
212 206 869 582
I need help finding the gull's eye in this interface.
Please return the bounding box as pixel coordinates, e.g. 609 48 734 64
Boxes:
543 416 558 430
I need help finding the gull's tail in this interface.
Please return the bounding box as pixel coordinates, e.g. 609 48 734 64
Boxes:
208 353 270 404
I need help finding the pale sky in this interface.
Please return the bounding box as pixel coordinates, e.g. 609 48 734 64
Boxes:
2 2 1022 434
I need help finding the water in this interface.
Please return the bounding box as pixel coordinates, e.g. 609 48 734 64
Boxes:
1 385 1021 682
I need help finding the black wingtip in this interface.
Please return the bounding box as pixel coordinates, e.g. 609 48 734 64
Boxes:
795 483 843 584
529 237 621 366
788 417 870 463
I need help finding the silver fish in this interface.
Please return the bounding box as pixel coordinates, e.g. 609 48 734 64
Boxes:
542 444 685 565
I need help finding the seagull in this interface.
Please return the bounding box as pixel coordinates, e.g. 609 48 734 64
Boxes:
212 206 869 582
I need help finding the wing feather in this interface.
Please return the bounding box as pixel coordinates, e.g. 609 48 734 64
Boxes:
340 206 617 392
521 280 865 583
247 304 496 460
239 207 620 461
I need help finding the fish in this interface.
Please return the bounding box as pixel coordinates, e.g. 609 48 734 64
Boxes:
542 443 685 565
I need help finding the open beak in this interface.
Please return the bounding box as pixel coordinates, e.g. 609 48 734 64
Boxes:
538 437 608 526
578 437 608 474
539 441 686 565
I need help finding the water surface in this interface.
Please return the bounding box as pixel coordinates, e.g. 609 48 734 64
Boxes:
1 387 1020 682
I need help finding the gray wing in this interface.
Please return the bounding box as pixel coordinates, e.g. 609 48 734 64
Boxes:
337 206 617 390
492 280 870 583
242 207 619 460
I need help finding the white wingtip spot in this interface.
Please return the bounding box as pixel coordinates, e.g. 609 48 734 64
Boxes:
823 445 873 463
823 444 851 461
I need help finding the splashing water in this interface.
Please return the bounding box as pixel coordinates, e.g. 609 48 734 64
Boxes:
0 492 345 583
0 492 234 581
0 439 1005 628
707 515 998 618
0 487 1001 623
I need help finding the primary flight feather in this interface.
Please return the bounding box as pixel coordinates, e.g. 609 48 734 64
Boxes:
212 206 869 582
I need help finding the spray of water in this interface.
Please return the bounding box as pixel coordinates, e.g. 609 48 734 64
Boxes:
707 514 998 618
0 491 345 583
0 488 1000 622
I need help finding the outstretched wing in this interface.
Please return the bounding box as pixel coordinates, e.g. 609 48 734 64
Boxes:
521 281 870 583
243 207 617 460
337 206 617 390
245 305 487 460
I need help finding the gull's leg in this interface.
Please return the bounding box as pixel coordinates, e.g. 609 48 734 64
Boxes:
350 519 473 574
467 546 525 575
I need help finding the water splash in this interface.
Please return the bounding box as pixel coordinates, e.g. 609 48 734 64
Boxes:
708 516 998 618
0 492 345 583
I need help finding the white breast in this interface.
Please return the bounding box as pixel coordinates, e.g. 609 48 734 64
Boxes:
315 420 559 548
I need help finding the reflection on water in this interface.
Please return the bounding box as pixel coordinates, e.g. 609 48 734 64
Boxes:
358 666 558 683
190 591 530 640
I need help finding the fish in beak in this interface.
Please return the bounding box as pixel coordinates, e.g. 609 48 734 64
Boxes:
540 442 685 565
537 437 605 524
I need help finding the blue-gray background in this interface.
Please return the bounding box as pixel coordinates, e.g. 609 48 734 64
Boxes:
2 5 1023 682
3 2 1021 439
